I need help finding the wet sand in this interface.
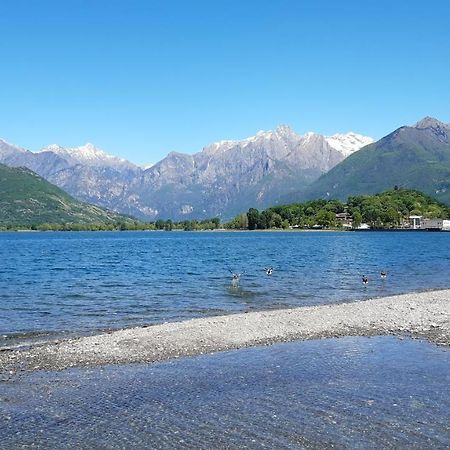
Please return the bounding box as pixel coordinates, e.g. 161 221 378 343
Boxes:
1 289 449 376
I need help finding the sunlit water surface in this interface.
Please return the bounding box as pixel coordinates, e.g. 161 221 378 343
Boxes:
0 231 449 347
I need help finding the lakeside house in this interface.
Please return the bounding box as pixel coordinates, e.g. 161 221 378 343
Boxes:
421 218 443 230
335 212 352 229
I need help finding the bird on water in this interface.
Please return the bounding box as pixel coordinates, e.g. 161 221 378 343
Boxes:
362 275 369 285
380 271 387 279
264 267 273 276
228 268 244 284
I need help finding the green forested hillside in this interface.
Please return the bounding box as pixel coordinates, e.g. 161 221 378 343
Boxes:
0 164 135 228
301 118 450 205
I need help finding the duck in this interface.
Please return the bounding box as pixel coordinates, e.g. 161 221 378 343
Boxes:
380 271 387 279
228 268 244 283
362 275 369 285
264 267 273 276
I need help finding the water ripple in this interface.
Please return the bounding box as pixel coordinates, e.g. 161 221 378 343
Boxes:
0 231 449 347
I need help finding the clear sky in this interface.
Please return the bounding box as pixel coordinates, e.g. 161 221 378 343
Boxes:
1 0 449 164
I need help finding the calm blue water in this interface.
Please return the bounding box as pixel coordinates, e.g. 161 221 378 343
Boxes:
0 231 449 347
1 336 449 449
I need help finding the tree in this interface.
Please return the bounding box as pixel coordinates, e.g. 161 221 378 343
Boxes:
226 213 249 229
270 213 283 228
155 219 165 230
352 210 362 229
239 213 249 229
247 208 260 230
383 207 400 227
183 220 196 231
257 210 272 229
315 209 335 228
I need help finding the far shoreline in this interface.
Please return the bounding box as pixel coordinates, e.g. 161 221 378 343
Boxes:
1 227 448 233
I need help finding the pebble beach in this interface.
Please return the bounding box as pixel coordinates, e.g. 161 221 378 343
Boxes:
1 289 449 377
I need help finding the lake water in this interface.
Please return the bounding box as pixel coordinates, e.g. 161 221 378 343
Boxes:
1 336 449 449
0 231 449 347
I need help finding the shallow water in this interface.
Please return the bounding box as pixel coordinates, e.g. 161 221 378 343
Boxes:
1 336 449 449
0 231 449 347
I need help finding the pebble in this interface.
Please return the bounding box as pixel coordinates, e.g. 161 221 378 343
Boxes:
1 290 449 374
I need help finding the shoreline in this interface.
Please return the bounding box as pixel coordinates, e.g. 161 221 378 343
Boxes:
1 289 449 377
3 228 449 234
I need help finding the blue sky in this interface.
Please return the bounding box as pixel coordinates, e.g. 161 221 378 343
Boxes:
1 0 449 164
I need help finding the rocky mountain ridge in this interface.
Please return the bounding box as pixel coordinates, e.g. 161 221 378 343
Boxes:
0 126 373 219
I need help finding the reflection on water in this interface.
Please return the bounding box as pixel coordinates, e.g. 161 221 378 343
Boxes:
0 231 449 347
1 336 449 449
226 282 258 299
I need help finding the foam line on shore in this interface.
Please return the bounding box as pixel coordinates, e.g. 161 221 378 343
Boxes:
1 290 449 376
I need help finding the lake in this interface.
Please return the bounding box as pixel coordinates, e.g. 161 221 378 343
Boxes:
1 336 449 449
0 231 449 348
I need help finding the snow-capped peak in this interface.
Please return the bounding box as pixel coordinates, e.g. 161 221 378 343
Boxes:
325 132 374 156
197 126 373 158
40 143 106 161
304 131 319 139
39 142 137 169
203 125 302 155
71 143 109 160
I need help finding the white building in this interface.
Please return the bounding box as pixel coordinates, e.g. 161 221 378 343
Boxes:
421 218 444 230
408 215 422 229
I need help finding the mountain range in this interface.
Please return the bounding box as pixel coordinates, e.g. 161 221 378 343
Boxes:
0 126 373 220
2 116 449 221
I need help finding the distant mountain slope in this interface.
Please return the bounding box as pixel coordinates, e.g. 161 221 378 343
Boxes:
0 164 134 227
0 126 373 220
301 117 450 205
0 139 142 214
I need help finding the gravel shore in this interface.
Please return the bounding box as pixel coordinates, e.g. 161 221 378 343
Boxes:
1 289 449 377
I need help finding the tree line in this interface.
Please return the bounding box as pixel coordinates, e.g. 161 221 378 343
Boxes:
2 188 449 232
226 188 450 230
0 218 222 232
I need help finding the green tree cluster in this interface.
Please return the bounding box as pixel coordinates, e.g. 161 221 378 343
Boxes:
226 199 345 230
225 188 450 230
347 189 450 228
180 217 221 231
